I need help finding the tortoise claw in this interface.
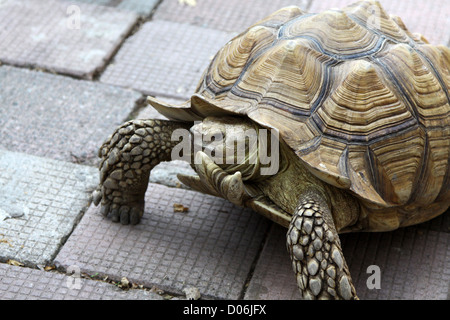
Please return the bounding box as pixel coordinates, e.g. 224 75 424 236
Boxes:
102 201 144 225
92 188 102 206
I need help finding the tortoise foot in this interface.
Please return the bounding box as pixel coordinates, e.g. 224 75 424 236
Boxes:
93 187 145 225
108 203 144 225
93 119 191 225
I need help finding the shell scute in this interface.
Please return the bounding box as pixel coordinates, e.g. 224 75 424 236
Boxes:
315 60 417 143
281 10 380 59
201 25 277 98
343 0 414 43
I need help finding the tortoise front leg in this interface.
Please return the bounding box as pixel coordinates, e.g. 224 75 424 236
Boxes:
287 189 358 300
92 119 191 225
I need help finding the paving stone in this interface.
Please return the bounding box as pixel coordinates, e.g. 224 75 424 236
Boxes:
150 161 196 189
308 0 450 45
0 150 98 267
54 183 271 299
63 0 159 17
0 0 138 79
419 211 450 233
100 20 236 100
245 216 450 300
244 224 301 300
342 223 450 300
0 66 142 166
153 0 311 33
0 263 164 299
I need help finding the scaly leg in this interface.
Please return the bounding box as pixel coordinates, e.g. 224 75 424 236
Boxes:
287 189 358 300
92 119 190 224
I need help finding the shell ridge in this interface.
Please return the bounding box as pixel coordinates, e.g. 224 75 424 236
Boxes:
366 146 399 204
370 127 427 205
436 151 450 202
308 60 338 113
337 146 350 178
345 145 389 206
295 135 322 157
404 131 438 206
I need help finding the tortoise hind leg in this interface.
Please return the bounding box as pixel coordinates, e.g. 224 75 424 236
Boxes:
92 119 190 225
287 189 358 300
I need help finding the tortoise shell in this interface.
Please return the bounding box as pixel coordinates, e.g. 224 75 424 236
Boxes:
150 1 450 224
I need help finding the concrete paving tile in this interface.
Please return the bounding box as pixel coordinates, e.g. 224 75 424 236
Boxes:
245 214 450 300
308 0 450 45
0 0 138 79
0 66 142 166
0 263 164 299
153 0 311 33
244 224 301 300
342 225 450 300
54 183 271 299
418 211 450 233
99 20 236 100
0 149 97 267
149 161 196 189
62 0 159 17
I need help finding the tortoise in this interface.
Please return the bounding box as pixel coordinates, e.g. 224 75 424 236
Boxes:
92 0 450 300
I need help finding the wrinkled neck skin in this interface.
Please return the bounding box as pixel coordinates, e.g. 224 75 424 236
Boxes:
258 140 361 233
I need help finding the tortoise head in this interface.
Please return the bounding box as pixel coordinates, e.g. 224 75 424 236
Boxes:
190 116 280 180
